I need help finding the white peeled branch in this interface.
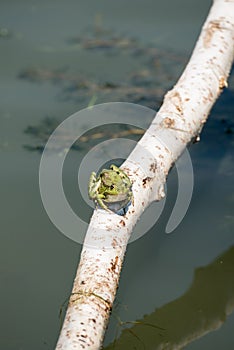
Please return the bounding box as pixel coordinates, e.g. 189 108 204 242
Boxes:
55 1 234 349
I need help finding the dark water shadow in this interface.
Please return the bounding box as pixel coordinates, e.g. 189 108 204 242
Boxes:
104 246 234 349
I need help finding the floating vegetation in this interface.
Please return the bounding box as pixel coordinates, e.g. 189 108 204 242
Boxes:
24 118 145 153
19 66 165 108
21 26 188 152
70 34 139 52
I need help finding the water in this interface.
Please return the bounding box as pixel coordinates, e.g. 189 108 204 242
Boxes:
1 0 234 349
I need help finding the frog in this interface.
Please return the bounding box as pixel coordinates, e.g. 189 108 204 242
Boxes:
88 164 132 214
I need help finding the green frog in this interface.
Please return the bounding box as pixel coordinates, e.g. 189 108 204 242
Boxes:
88 164 132 214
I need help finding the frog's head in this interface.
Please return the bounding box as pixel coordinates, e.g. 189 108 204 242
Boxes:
100 169 121 187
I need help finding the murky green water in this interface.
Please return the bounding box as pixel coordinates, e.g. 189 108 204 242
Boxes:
1 0 234 349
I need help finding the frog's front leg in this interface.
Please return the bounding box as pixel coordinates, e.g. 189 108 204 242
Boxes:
89 172 101 199
96 196 112 212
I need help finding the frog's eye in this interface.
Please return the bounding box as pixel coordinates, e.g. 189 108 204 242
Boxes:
110 185 114 190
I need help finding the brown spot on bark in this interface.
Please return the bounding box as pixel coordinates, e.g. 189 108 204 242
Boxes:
163 117 175 128
203 20 222 48
219 76 228 90
110 256 119 273
149 162 157 173
166 90 183 115
112 238 118 248
142 177 153 187
119 219 126 226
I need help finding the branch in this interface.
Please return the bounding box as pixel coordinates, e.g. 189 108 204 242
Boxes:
55 1 234 349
